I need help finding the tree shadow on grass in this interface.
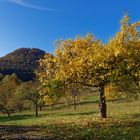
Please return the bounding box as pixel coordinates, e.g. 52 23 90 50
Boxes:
0 114 35 122
46 100 98 111
0 111 61 122
59 111 97 116
0 113 139 139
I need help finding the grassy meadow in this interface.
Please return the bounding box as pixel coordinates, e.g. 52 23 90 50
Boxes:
0 98 140 140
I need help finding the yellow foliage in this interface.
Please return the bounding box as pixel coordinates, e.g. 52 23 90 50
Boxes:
37 15 140 105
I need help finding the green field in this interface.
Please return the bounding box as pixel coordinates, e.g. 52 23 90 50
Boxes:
0 100 140 139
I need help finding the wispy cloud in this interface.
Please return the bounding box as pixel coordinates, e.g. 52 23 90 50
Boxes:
7 0 59 12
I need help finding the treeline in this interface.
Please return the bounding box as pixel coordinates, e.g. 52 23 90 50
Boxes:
0 73 89 117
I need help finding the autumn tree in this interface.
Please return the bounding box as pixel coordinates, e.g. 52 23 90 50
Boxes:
0 74 20 117
16 81 40 117
63 83 82 110
37 54 82 110
38 35 109 118
38 15 140 118
13 90 25 112
39 79 64 108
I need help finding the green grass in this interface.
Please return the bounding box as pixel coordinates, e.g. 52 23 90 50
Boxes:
0 100 140 139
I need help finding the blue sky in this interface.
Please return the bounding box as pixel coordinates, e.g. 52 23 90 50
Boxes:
0 0 140 57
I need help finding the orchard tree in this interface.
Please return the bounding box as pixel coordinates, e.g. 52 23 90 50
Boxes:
13 90 25 112
39 35 110 118
36 54 65 107
37 54 82 110
16 81 40 117
38 15 140 118
54 35 109 118
39 79 65 108
0 74 20 117
64 83 82 110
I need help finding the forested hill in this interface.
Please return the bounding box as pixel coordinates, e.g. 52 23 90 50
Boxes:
0 48 45 81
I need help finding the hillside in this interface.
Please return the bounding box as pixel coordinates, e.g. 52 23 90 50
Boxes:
0 48 45 81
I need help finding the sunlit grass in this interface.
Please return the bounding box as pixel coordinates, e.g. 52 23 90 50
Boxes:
0 100 140 139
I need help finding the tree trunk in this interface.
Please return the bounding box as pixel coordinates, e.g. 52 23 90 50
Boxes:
18 106 22 113
51 104 54 109
35 102 38 117
65 101 69 107
39 105 42 111
99 84 107 118
5 108 10 118
19 108 22 113
73 96 76 111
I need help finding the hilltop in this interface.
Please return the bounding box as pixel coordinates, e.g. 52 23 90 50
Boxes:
0 48 45 81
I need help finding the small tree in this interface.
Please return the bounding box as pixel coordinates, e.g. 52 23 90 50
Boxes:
0 74 20 117
17 81 40 117
12 91 24 112
39 80 64 108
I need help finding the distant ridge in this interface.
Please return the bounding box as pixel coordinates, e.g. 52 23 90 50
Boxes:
0 48 45 81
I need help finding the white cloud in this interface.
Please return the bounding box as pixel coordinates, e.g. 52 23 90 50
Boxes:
7 0 58 12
